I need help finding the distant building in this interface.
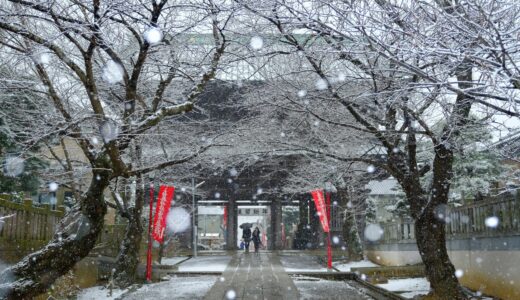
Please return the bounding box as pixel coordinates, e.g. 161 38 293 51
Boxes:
365 177 405 222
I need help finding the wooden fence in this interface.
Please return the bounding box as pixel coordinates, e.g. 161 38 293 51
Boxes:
0 194 65 260
0 195 65 242
379 192 520 243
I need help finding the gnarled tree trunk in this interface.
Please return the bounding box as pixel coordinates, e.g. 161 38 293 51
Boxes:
114 175 145 287
415 210 465 299
0 169 110 299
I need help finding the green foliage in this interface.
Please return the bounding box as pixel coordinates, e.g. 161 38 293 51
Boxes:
343 208 363 260
0 69 48 195
419 115 508 202
365 197 377 223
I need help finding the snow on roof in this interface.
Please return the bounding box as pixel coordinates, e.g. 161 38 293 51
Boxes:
365 177 403 196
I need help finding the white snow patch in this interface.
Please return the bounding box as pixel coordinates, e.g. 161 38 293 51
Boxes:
177 256 231 272
161 256 189 266
80 276 217 300
77 286 126 300
376 277 430 299
333 260 379 272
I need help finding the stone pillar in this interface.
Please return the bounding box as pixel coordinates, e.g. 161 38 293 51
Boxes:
226 197 238 251
270 200 283 250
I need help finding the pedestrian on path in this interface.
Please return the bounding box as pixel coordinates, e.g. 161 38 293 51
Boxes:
252 227 261 253
242 226 252 252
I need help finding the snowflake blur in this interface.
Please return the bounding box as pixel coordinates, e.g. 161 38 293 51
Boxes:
166 207 191 233
3 157 24 177
250 36 263 50
144 27 163 44
102 60 124 84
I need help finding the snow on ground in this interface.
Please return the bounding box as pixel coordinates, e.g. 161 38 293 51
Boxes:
177 255 231 272
280 255 329 272
122 275 216 299
161 256 189 266
376 277 430 299
292 275 373 300
334 260 379 272
77 286 127 300
77 275 216 300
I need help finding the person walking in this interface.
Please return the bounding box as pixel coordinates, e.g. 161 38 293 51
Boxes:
252 227 261 253
242 226 252 252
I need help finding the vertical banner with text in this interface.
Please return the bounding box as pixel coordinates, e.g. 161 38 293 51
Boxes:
152 185 175 243
310 189 330 233
312 188 332 269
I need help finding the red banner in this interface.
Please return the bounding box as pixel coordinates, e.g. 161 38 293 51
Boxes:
152 185 175 243
311 189 330 233
223 206 228 229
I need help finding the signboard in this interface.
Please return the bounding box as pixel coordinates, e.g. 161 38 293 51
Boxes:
311 189 330 233
152 185 175 243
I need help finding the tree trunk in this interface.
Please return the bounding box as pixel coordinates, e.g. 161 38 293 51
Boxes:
0 170 110 299
415 210 466 299
114 208 143 287
114 174 145 287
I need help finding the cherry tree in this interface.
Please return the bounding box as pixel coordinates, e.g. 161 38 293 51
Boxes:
0 0 235 297
235 0 520 298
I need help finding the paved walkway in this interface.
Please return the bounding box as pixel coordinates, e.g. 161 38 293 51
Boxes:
203 252 299 300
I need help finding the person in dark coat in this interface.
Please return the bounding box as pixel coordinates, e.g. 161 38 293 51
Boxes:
242 226 252 252
252 227 261 253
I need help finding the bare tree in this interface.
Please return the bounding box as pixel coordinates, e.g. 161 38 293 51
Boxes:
234 0 520 298
0 0 232 297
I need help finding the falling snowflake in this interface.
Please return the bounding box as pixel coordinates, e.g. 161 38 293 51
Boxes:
225 289 236 300
102 60 124 84
455 269 464 278
3 157 25 177
332 236 340 244
257 188 263 195
99 120 119 143
166 207 191 233
297 90 307 98
250 36 263 50
49 182 59 192
367 165 375 173
144 27 163 44
229 168 238 177
485 216 499 228
364 224 384 242
38 53 51 64
215 192 221 199
315 78 328 90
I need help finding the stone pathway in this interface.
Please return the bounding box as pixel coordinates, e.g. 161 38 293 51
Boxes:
203 252 299 300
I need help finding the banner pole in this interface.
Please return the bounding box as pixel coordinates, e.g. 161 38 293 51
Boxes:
327 231 332 269
326 191 332 269
146 183 154 282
